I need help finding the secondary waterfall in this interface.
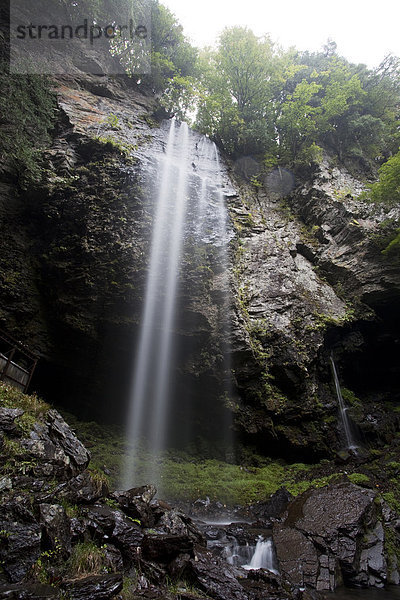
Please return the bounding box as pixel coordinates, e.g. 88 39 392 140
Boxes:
330 355 358 451
121 119 232 492
225 536 278 573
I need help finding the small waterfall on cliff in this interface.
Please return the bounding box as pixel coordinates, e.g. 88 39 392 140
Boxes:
224 536 278 573
330 355 358 451
121 119 232 492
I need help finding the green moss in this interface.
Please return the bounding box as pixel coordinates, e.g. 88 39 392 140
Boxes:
382 492 400 513
0 382 50 419
347 472 370 486
0 68 57 188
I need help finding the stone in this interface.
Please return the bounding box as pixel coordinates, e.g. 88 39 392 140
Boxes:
39 504 71 557
141 534 193 562
61 574 123 600
186 548 249 600
250 488 293 522
83 504 143 563
0 501 41 583
273 482 387 591
52 470 108 503
112 485 157 527
156 509 205 545
0 582 60 599
19 410 90 480
0 408 24 432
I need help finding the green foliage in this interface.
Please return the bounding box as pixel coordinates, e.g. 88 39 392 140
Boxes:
105 113 120 129
368 150 400 205
68 541 112 575
0 67 56 187
158 26 400 168
0 382 49 419
347 472 370 486
113 1 198 93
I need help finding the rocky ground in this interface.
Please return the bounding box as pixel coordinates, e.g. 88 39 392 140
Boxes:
2 383 400 599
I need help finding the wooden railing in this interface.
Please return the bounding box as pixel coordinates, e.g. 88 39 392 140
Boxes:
0 329 38 393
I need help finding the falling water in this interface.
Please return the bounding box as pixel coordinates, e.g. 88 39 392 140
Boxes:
330 355 358 451
121 119 232 491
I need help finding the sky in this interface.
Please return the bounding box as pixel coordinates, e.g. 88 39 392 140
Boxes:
161 0 400 69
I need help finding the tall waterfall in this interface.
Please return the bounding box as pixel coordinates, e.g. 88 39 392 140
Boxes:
121 119 232 492
330 355 358 451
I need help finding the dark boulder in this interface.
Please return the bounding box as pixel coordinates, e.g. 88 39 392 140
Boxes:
186 548 249 600
112 485 157 527
20 410 90 480
0 500 41 583
83 504 143 563
61 574 123 599
39 503 71 557
0 408 24 433
0 583 60 599
141 533 194 562
250 488 293 523
273 482 386 590
50 470 108 504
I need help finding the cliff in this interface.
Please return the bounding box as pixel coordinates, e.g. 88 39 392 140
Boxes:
0 72 400 460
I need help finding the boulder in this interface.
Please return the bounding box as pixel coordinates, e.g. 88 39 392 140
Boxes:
250 488 293 523
112 485 157 527
156 509 206 545
39 504 71 557
273 482 386 590
61 574 123 599
0 408 24 433
0 582 60 599
83 504 143 562
185 548 249 600
0 500 41 582
51 470 108 503
141 533 194 562
20 410 90 479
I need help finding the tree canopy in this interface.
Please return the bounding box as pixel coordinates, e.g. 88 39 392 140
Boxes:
156 24 399 175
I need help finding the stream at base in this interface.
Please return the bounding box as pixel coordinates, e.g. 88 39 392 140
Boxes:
329 587 400 600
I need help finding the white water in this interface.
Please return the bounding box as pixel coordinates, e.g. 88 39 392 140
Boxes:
121 119 232 492
225 536 278 573
330 355 358 451
243 537 278 573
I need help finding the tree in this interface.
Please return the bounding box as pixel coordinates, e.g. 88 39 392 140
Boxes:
369 150 400 205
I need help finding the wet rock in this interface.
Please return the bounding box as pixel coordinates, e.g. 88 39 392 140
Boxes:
273 482 386 591
20 410 90 480
39 504 71 557
83 504 143 562
250 488 293 523
45 410 91 473
168 552 192 579
112 485 157 527
0 408 24 433
51 470 108 503
156 509 206 545
61 574 123 600
141 533 194 562
0 501 41 582
0 582 60 599
186 548 248 600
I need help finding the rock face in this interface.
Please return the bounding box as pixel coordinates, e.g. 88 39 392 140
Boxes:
0 68 400 458
229 158 400 459
273 482 389 590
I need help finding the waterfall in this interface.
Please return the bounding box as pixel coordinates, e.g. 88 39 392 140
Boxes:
223 536 278 573
121 119 232 492
330 355 358 451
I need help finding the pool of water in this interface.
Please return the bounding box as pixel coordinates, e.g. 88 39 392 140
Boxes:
329 587 400 600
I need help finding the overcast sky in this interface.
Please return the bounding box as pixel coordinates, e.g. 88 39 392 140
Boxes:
162 0 400 68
